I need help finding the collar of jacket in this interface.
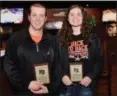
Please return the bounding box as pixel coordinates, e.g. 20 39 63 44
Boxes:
23 27 50 43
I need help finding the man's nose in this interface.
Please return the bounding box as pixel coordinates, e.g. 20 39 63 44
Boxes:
36 16 41 21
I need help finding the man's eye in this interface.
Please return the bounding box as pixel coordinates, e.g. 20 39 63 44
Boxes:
40 14 45 17
70 14 74 16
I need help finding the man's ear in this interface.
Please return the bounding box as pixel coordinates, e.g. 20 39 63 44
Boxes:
28 15 30 22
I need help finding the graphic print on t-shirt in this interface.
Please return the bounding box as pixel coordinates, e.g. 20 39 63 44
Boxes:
68 40 88 61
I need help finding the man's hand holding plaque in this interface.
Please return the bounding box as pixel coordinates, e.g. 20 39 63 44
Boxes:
28 81 49 94
34 63 50 84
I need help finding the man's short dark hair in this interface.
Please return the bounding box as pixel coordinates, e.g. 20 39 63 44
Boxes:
28 3 47 16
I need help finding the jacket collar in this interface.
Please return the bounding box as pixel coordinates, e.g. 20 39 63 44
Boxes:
24 27 49 43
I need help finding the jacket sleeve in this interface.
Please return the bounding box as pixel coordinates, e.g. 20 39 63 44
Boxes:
3 36 30 92
87 34 104 80
59 46 70 77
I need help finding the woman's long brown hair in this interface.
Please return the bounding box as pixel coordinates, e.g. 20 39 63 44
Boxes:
59 5 92 46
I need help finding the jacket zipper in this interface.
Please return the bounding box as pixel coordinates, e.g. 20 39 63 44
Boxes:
36 43 39 52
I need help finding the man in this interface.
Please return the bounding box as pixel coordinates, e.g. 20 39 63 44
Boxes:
4 3 61 96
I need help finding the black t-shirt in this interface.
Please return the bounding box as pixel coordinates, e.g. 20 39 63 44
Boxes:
68 33 89 62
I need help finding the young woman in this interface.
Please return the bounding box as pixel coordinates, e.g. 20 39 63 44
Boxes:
58 5 103 96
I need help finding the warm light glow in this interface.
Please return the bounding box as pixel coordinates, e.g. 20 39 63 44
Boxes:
45 21 63 29
53 11 65 17
0 26 3 33
102 9 117 22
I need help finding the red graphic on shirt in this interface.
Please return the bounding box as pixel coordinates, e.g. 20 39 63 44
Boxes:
68 40 88 61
